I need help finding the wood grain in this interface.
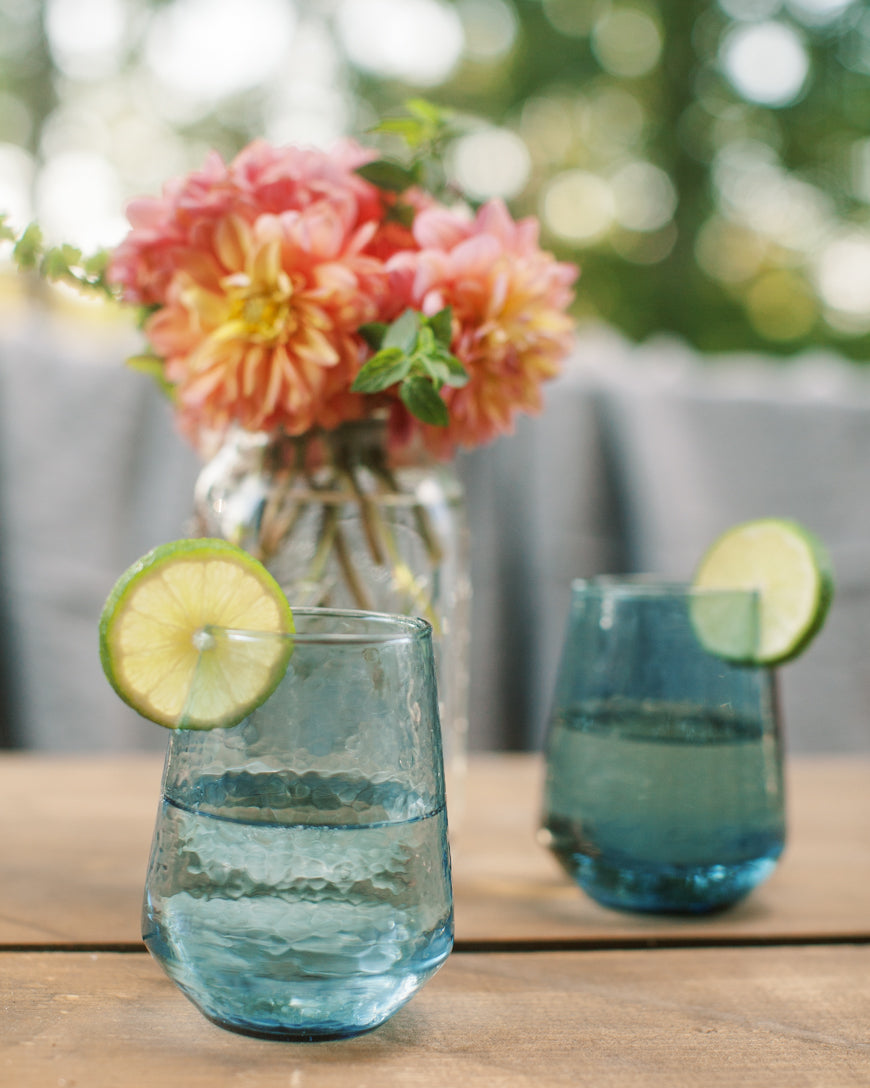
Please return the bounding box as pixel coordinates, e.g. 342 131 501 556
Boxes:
3 947 870 1087
455 753 870 945
0 754 159 945
1 753 869 947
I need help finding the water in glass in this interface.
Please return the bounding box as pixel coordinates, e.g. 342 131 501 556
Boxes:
541 581 785 914
142 610 453 1039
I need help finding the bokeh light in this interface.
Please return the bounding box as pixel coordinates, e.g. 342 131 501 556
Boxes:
745 269 817 342
451 126 531 201
145 0 297 105
814 232 870 331
335 0 463 86
610 160 677 232
35 150 125 249
720 21 810 107
0 144 34 227
542 170 615 244
520 95 577 164
695 216 767 285
457 0 517 61
717 0 781 21
45 0 127 81
711 141 832 254
1 0 869 357
262 17 349 147
592 6 663 78
786 0 855 27
582 86 647 155
542 0 601 38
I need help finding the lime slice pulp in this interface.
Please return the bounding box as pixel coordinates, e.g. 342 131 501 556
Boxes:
99 538 294 729
691 518 833 666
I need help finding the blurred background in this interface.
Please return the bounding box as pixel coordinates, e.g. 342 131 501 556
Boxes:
1 0 870 754
3 0 870 350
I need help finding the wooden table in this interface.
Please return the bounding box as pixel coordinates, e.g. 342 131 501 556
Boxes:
3 753 870 1085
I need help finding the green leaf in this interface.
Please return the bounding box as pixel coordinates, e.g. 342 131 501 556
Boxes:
400 375 449 426
386 200 416 229
42 246 78 280
405 98 451 127
418 347 468 389
384 309 420 353
419 354 451 386
439 352 469 388
369 102 449 151
359 322 388 350
415 345 465 389
415 324 436 358
368 118 424 142
13 223 43 270
351 348 411 393
355 159 418 193
82 249 110 278
0 216 16 243
427 307 453 348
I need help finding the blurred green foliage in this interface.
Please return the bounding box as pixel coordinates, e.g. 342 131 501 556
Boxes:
362 0 870 360
2 0 869 359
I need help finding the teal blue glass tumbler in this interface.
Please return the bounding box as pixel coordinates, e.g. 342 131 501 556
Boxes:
142 609 453 1040
540 580 785 914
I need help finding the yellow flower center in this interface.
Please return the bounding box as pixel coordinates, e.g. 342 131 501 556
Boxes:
229 283 293 344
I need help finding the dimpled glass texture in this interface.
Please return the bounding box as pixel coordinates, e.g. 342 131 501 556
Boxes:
142 609 453 1041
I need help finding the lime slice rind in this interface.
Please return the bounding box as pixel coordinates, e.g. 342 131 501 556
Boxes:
691 518 834 667
99 539 294 730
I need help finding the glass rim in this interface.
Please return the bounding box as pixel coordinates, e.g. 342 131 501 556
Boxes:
571 576 761 603
202 607 432 646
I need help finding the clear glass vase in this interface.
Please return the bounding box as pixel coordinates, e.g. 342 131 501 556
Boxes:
142 610 453 1040
191 420 470 815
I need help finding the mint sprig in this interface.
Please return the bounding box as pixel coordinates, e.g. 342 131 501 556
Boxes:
355 99 457 206
352 307 468 427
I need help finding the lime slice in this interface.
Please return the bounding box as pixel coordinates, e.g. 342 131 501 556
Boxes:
99 539 294 729
691 518 833 665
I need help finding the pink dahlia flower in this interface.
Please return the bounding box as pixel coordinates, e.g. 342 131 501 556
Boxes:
108 139 407 308
386 199 578 457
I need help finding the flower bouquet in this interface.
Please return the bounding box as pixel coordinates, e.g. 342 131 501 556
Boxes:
5 102 577 779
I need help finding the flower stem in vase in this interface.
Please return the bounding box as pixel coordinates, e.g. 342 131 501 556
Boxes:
191 421 470 825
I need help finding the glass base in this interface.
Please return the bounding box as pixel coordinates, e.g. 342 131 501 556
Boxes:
145 929 452 1041
201 1010 388 1043
553 849 782 914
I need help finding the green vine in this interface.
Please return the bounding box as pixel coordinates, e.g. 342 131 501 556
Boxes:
0 215 115 300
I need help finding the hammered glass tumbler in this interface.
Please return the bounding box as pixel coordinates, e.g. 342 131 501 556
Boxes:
540 580 785 914
142 609 453 1040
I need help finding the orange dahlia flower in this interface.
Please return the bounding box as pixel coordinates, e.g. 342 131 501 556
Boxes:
109 140 415 309
144 208 388 440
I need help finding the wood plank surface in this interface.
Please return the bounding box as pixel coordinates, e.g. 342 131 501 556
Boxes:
1 753 869 947
0 754 159 945
456 753 870 945
3 946 870 1087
